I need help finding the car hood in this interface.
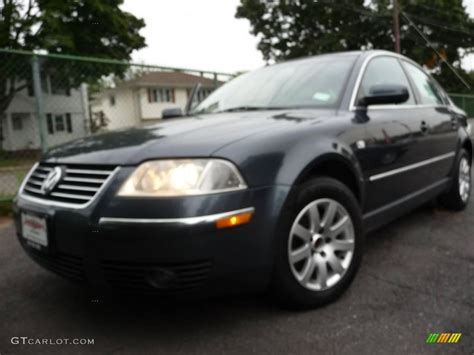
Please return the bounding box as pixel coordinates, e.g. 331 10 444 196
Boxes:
43 109 335 165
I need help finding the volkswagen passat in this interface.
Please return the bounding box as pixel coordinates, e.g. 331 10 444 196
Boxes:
14 50 471 308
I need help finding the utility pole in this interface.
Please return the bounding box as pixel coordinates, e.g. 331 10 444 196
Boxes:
31 55 48 153
393 0 401 53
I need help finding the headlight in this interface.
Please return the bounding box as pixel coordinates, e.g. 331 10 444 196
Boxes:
118 159 247 197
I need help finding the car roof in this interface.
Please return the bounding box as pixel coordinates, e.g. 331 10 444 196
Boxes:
267 49 407 68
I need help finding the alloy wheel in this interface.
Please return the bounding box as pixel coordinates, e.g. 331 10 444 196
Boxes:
459 156 471 202
288 198 355 291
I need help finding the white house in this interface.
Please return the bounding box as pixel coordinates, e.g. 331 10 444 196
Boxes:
90 71 221 130
1 76 89 151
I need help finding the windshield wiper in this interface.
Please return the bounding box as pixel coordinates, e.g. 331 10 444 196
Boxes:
218 106 287 113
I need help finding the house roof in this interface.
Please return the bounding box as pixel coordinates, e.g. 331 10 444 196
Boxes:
128 71 223 89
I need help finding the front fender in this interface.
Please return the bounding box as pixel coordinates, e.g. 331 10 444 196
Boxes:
214 122 364 191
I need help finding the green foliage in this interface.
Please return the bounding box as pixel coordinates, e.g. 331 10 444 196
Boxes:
0 0 146 113
236 0 474 92
1 0 146 57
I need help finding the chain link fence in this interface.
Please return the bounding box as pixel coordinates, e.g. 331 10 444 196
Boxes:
0 49 234 202
0 48 473 203
450 94 474 119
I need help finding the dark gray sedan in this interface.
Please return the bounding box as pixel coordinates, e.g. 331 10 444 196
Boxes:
13 50 471 308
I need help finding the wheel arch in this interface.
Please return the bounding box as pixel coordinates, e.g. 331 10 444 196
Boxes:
462 137 472 161
293 153 365 205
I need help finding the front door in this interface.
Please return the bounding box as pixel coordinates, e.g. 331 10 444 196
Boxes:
352 56 435 213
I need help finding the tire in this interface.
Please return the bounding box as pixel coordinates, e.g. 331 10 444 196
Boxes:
438 149 471 211
271 177 364 309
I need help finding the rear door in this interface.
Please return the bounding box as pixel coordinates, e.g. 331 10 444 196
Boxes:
400 60 458 182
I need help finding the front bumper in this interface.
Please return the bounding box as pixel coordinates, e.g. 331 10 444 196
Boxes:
13 182 290 298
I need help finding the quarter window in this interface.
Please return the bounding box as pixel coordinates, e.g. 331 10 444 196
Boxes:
402 62 444 105
357 57 415 106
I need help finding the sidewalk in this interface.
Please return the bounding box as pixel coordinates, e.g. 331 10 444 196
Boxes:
0 216 12 230
0 165 31 198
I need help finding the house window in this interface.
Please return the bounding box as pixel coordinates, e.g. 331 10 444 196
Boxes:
66 113 72 133
109 95 116 106
55 115 65 132
187 88 213 103
197 89 212 102
147 88 175 103
11 113 29 131
47 114 54 134
46 113 72 134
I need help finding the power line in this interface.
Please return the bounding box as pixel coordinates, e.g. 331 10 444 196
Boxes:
403 12 474 37
317 1 474 37
406 2 467 17
401 12 471 89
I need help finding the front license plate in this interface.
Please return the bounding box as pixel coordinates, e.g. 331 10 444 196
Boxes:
21 212 48 248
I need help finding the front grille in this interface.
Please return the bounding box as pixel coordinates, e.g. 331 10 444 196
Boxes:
101 259 213 294
25 248 85 282
22 163 117 206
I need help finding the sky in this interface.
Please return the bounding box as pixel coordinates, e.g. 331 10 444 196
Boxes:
121 0 265 74
122 0 474 74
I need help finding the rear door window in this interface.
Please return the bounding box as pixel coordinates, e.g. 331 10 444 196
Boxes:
402 61 444 106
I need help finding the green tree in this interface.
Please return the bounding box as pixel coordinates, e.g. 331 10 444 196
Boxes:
236 0 474 92
0 0 146 113
236 0 374 60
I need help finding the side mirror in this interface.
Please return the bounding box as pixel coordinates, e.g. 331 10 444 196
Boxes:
359 84 409 107
162 108 183 119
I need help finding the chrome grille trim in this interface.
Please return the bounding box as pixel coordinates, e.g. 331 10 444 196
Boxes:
50 192 92 200
27 180 43 187
19 162 119 209
32 172 47 179
24 186 43 194
66 168 114 175
57 184 100 192
63 176 107 184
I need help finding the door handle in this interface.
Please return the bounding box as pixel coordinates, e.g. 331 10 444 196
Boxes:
420 120 429 134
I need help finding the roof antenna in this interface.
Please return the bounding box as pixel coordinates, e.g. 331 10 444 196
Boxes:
401 12 471 90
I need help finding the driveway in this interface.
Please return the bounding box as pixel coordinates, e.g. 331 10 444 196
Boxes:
0 201 472 355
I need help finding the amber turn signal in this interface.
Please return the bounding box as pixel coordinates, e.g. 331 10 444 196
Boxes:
216 211 253 229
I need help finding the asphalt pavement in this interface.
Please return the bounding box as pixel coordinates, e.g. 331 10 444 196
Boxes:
0 200 473 355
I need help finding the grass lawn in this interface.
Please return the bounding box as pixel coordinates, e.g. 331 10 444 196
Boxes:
0 200 12 216
0 168 28 214
0 157 37 168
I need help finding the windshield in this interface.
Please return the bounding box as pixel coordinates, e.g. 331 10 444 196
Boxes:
193 56 355 114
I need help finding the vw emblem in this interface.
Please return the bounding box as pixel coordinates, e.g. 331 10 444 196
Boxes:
41 166 64 195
